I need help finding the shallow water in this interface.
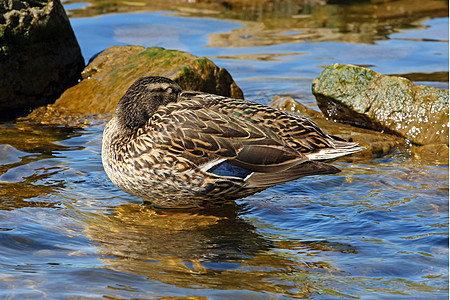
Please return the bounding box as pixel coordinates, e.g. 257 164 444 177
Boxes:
0 1 448 299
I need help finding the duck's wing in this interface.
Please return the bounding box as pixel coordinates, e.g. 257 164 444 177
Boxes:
143 98 317 176
182 92 364 160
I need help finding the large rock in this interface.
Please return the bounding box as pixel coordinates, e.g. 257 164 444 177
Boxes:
312 64 449 145
24 45 243 125
0 0 85 120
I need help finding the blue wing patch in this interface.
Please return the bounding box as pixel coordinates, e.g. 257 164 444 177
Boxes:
209 162 253 179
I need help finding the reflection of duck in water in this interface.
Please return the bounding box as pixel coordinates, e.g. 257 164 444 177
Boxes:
89 203 272 286
87 203 356 296
102 76 364 208
91 203 270 262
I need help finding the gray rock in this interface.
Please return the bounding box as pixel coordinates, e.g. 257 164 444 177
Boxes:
0 0 84 120
312 63 449 145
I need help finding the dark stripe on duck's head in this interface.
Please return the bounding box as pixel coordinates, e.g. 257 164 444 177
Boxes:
115 76 182 135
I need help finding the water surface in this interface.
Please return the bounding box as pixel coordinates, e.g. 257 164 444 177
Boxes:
0 1 448 299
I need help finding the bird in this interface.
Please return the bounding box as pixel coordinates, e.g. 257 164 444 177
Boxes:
101 76 364 209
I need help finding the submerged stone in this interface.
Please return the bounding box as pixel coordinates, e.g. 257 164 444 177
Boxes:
312 64 449 146
24 45 243 125
0 0 84 120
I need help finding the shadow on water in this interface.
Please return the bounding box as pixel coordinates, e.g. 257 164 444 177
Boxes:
85 202 357 298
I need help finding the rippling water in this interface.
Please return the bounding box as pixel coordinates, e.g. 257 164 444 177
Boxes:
0 2 448 299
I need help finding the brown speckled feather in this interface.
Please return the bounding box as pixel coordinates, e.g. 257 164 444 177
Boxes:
142 97 309 174
180 92 347 156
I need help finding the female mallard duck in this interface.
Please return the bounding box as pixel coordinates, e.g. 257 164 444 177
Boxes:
102 76 364 208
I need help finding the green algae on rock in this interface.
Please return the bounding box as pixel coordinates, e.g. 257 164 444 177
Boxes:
0 0 84 120
312 63 449 146
24 45 243 125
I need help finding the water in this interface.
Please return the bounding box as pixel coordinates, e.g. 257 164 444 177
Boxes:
0 1 448 299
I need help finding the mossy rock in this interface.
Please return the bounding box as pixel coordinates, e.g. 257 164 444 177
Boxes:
24 45 243 125
312 64 449 145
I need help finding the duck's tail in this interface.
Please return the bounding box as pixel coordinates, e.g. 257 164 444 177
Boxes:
245 160 341 188
305 139 365 161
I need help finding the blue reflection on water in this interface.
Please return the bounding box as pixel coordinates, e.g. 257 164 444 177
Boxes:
70 12 242 62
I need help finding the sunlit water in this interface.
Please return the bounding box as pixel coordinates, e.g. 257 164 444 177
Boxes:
0 4 448 299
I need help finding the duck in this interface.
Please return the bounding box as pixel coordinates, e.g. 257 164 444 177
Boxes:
102 76 364 209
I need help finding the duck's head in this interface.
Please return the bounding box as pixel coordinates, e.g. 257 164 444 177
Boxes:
115 76 182 134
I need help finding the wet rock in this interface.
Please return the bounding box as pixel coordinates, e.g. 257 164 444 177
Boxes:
410 143 449 165
312 64 449 145
0 0 85 120
270 96 406 159
271 96 323 119
24 45 243 125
